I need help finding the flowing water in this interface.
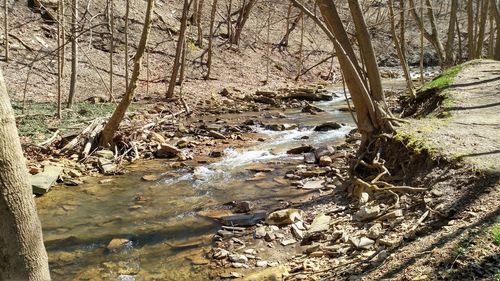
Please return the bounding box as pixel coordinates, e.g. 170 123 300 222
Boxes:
36 92 354 280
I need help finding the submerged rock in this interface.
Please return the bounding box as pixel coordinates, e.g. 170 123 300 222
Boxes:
107 238 131 252
314 122 342 132
221 210 267 226
287 145 313 155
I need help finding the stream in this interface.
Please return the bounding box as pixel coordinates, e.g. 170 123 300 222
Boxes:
36 92 355 280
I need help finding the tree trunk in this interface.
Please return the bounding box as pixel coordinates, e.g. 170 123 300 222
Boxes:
67 0 78 108
278 11 302 49
493 0 500 60
125 0 129 89
206 0 217 79
57 0 62 118
467 0 475 59
4 0 8 62
0 68 51 281
178 38 187 85
100 0 155 146
166 0 190 99
109 0 115 102
232 0 257 45
316 0 393 145
227 0 232 44
475 0 490 58
196 0 204 47
265 2 271 82
445 0 458 66
408 0 445 67
388 0 415 96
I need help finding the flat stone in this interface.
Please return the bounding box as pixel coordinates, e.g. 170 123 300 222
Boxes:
233 201 254 213
287 145 314 155
211 248 230 259
98 158 117 175
157 143 181 158
96 150 114 159
309 214 331 233
256 260 268 267
141 174 159 181
222 210 267 227
266 209 303 226
318 156 332 167
314 145 335 160
303 153 316 164
302 180 324 190
30 165 63 194
232 262 249 268
355 205 381 221
281 239 297 246
208 130 226 139
350 237 375 250
367 223 384 239
229 254 248 263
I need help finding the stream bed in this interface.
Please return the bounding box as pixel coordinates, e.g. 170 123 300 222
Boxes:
36 92 355 280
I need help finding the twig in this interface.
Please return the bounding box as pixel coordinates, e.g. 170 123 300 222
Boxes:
37 130 60 147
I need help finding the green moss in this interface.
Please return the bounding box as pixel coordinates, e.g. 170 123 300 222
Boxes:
420 64 463 93
394 130 437 155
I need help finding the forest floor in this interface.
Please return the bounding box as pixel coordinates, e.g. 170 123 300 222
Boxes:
206 60 500 281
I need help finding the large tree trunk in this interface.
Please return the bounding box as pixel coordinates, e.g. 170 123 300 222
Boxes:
4 0 8 62
100 0 155 146
475 0 490 58
67 0 78 108
467 0 475 59
315 0 394 145
125 0 129 89
166 0 190 99
0 68 51 281
109 0 115 101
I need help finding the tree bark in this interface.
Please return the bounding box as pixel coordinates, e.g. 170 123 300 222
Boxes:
57 0 62 118
196 0 204 47
100 0 155 146
166 0 191 99
388 0 415 96
231 0 257 45
125 0 129 89
4 0 8 62
445 0 458 66
67 0 78 108
0 68 51 281
315 0 394 145
109 0 115 101
475 0 490 58
206 0 217 79
467 0 475 59
493 0 500 60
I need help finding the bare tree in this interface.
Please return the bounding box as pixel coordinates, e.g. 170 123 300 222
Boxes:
57 0 62 118
475 0 490 58
109 0 115 101
100 0 155 146
0 68 51 281
166 0 191 99
125 0 129 89
4 0 8 62
492 0 500 60
231 0 257 45
206 0 218 79
67 0 78 108
445 0 459 66
196 0 205 47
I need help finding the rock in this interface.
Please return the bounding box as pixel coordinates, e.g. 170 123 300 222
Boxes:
149 132 166 143
141 174 159 181
254 96 276 105
222 210 267 227
375 250 389 262
208 130 226 139
287 145 313 155
350 237 375 250
229 254 248 263
256 260 268 267
303 153 316 164
264 232 276 242
280 239 297 246
284 90 332 101
198 209 233 219
377 236 401 247
157 143 181 158
314 122 342 132
98 158 118 175
96 150 114 159
314 145 335 160
359 192 370 205
30 165 63 194
255 226 267 239
212 248 230 259
318 156 332 167
302 104 325 114
265 123 298 131
376 209 403 221
301 232 327 245
256 90 277 98
367 223 384 239
220 272 244 278
242 265 287 281
209 150 224 158
291 223 304 239
64 179 83 186
266 209 303 226
67 169 82 178
233 201 254 213
107 238 131 252
355 205 381 221
309 214 331 233
247 172 268 181
232 262 249 268
302 180 324 190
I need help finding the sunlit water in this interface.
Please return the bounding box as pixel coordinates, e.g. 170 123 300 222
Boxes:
36 91 354 280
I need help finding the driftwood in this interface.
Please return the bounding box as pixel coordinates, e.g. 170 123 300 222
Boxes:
37 130 60 147
61 118 103 153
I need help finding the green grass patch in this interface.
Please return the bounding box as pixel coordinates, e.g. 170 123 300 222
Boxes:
420 64 463 93
12 102 125 141
492 224 500 245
